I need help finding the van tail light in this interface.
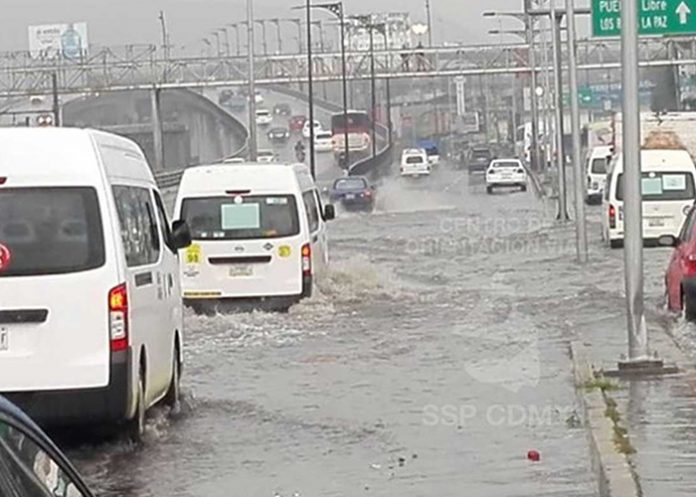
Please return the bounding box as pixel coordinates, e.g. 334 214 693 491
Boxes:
364 189 372 197
109 283 129 352
0 177 6 185
609 204 617 229
301 243 312 277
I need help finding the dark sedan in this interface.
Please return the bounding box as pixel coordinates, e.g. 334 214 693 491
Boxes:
267 126 290 142
329 176 375 212
274 103 292 116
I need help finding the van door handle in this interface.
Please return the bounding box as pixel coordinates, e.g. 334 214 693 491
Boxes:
135 272 153 287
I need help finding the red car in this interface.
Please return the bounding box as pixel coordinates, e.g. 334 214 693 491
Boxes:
663 206 696 319
289 115 306 133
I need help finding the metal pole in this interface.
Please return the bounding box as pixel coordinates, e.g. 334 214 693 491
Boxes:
158 11 169 59
234 24 241 56
306 0 316 178
296 21 304 53
222 28 231 57
511 75 518 147
370 26 377 158
425 0 434 46
247 0 258 161
541 20 552 170
260 21 269 56
51 72 61 127
525 0 541 173
566 0 588 263
621 0 648 360
150 87 164 171
386 77 393 146
551 5 569 220
339 5 350 164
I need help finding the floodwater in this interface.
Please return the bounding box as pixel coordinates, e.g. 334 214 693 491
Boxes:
65 158 601 497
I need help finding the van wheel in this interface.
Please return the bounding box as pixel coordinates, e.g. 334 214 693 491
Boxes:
520 184 527 192
486 186 493 194
163 352 181 415
128 372 146 444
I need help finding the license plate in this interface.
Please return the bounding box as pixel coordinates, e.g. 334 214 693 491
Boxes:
0 328 8 351
345 194 356 200
647 218 664 227
229 266 253 277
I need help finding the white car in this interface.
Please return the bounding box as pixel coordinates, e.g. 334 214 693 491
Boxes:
485 159 528 193
400 149 431 177
602 148 696 248
585 145 612 204
255 108 272 126
0 128 192 440
257 150 277 163
303 120 322 139
314 130 333 153
174 163 336 312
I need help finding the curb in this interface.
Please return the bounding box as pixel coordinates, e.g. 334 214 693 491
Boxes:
570 342 641 497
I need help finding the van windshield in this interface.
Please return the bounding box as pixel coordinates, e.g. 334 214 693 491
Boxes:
616 172 696 201
406 156 424 164
0 187 105 277
181 195 300 240
591 157 608 174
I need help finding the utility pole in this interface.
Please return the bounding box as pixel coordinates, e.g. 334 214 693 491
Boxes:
247 0 258 161
524 0 541 174
51 72 61 127
565 0 588 262
158 11 169 59
425 0 434 46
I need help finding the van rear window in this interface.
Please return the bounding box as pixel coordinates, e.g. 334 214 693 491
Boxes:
616 172 696 201
181 195 300 240
0 187 105 277
591 157 608 174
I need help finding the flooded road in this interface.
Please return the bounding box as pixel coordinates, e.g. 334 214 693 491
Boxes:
64 161 607 497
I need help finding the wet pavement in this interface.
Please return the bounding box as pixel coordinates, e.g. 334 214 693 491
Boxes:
63 160 606 497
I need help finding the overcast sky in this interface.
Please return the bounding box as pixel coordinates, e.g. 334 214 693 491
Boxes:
0 0 594 54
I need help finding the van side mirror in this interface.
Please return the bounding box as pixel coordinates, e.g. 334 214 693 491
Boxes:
171 220 192 250
658 234 680 248
324 204 336 221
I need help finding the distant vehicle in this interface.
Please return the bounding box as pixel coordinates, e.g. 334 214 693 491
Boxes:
314 130 333 153
29 95 45 105
254 90 264 104
257 149 277 163
274 103 292 116
223 157 245 164
225 94 247 112
36 114 54 127
255 108 273 126
466 146 494 174
331 111 371 154
173 163 336 312
400 148 431 178
218 89 234 106
485 159 528 194
0 128 191 440
329 176 375 212
303 119 322 139
267 126 290 142
0 396 96 497
585 145 613 205
418 139 440 166
602 148 696 248
289 115 307 133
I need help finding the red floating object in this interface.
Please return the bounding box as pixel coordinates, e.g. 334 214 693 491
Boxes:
527 450 541 462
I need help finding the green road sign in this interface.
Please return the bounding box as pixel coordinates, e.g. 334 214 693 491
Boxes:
592 0 696 37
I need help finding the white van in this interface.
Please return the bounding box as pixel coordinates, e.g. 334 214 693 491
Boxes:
601 149 696 248
174 163 335 312
400 149 431 177
585 145 612 204
0 128 191 439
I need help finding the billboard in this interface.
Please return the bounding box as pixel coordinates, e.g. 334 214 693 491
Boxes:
28 23 89 59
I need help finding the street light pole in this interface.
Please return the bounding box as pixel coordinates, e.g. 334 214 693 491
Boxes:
524 0 541 174
247 0 258 161
338 5 350 164
550 4 569 221
621 0 648 361
369 24 377 158
158 11 169 60
305 0 316 178
565 0 588 263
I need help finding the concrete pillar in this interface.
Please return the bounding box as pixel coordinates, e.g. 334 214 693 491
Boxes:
150 88 165 172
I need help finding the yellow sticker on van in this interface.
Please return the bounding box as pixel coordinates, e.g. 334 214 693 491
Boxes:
278 245 292 258
186 244 202 264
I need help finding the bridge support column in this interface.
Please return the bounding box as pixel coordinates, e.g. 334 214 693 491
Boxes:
150 88 165 172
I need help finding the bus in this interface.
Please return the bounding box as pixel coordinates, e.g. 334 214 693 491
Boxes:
331 111 371 156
